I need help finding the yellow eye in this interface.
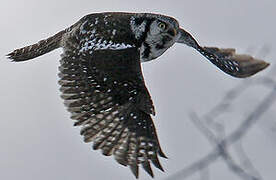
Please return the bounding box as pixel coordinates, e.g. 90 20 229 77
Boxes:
158 22 166 30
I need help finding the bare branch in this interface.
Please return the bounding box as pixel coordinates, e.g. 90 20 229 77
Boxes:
165 46 274 180
234 141 262 179
191 113 260 180
165 86 276 180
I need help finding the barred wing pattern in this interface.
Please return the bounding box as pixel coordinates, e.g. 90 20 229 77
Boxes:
59 41 166 178
177 28 269 78
196 46 269 78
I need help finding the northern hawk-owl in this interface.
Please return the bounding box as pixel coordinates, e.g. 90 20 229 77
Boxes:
7 12 269 178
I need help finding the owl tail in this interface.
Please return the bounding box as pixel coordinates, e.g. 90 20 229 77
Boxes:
7 30 65 62
177 28 270 78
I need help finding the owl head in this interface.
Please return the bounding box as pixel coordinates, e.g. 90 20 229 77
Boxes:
130 13 181 62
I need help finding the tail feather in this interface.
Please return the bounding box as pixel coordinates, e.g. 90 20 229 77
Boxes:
7 30 65 62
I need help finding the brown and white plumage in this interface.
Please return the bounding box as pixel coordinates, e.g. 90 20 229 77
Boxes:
6 12 269 178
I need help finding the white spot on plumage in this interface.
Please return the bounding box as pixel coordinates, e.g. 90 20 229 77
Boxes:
112 29 116 35
91 29 96 34
227 61 233 66
79 19 134 54
140 142 146 146
233 61 239 66
79 38 134 53
138 157 145 162
139 149 146 153
95 18 99 25
105 108 112 112
80 20 89 35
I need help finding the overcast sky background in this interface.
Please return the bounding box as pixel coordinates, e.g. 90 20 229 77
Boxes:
0 0 275 180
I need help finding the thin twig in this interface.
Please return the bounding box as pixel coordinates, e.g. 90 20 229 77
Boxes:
165 88 276 180
191 113 260 180
234 141 262 179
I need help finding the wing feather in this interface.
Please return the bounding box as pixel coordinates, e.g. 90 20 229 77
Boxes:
59 34 165 178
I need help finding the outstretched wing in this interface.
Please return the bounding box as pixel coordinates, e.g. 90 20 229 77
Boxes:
177 28 270 78
59 35 166 178
196 46 269 78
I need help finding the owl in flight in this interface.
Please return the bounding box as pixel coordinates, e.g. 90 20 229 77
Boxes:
7 12 269 178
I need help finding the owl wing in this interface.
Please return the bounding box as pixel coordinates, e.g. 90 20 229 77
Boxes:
177 28 270 78
59 42 166 178
196 46 270 78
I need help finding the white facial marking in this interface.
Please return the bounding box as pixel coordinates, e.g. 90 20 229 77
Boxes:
130 16 147 39
140 19 179 62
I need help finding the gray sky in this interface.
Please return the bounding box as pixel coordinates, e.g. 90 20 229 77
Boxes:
0 0 275 180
